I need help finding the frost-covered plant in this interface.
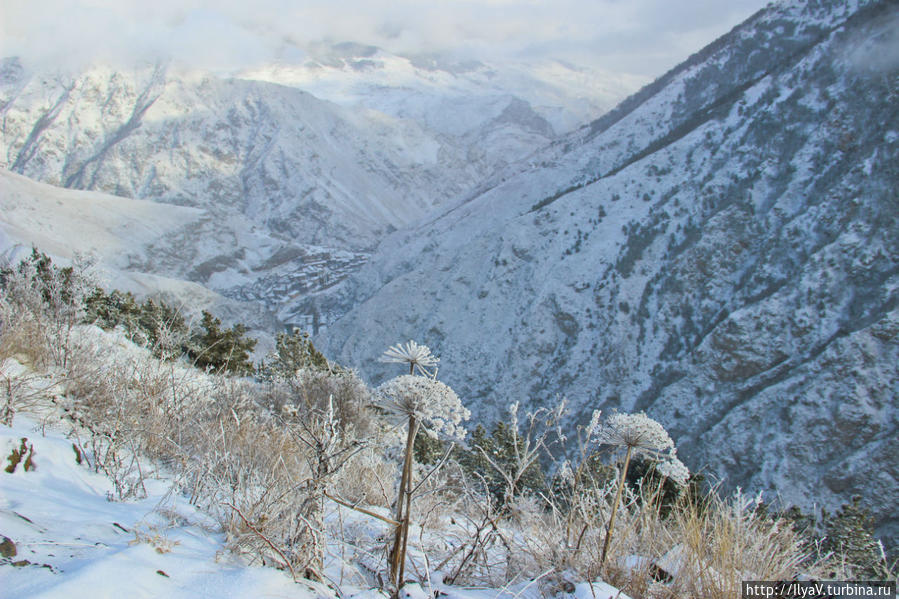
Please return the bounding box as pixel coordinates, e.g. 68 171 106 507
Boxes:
187 311 257 376
0 249 97 369
459 401 561 509
597 411 673 454
260 328 329 381
377 342 468 592
596 411 689 569
597 411 689 485
656 451 690 486
377 374 469 440
380 340 439 376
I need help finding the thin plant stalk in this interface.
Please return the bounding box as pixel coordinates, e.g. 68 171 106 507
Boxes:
600 444 633 570
398 420 417 585
390 413 419 591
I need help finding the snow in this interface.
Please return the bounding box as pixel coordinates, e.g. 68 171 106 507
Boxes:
316 0 899 547
0 410 633 598
0 167 281 336
236 50 642 137
0 416 303 599
0 47 642 334
574 581 632 599
0 166 208 301
1 339 630 599
0 168 202 268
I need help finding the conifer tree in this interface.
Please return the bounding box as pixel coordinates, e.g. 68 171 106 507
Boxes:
188 311 257 375
822 497 892 579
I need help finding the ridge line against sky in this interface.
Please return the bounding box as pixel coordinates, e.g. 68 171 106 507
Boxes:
2 0 771 80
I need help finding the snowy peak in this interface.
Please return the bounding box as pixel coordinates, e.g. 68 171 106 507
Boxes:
237 43 642 136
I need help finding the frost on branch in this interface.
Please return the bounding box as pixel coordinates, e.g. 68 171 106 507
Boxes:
376 374 469 439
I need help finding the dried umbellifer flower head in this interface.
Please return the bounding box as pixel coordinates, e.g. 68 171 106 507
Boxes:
380 340 439 376
376 374 469 440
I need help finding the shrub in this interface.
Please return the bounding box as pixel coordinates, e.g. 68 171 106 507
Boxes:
187 311 257 375
259 329 329 380
455 420 549 507
85 290 189 359
0 249 95 369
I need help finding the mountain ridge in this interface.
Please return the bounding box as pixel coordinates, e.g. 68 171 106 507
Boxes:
1 50 632 328
318 0 899 543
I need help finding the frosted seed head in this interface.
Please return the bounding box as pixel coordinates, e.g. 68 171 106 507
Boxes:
380 340 439 375
597 411 675 456
376 374 470 439
656 453 690 486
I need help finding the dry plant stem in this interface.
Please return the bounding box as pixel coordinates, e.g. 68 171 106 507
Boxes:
224 501 297 582
390 413 419 591
600 444 632 570
324 492 400 527
398 431 415 585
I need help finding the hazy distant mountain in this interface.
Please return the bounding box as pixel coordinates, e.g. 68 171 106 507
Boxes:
318 0 899 543
0 48 634 329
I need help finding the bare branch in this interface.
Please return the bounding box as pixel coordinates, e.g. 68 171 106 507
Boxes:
223 501 297 582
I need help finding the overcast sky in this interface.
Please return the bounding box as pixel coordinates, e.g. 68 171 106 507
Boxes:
1 0 772 78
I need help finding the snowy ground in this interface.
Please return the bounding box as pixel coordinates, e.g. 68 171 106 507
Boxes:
0 413 629 599
0 415 306 599
0 167 228 315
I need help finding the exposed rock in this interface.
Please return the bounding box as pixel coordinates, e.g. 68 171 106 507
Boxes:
0 535 16 558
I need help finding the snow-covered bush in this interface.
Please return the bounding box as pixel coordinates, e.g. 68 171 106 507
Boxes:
0 249 96 369
259 328 329 380
186 310 257 375
84 289 190 359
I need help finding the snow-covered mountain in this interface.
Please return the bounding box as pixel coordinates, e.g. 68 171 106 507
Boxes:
0 168 279 332
0 49 635 329
318 0 899 542
239 43 640 137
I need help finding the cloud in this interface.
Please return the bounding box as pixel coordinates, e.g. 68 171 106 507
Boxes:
0 0 769 77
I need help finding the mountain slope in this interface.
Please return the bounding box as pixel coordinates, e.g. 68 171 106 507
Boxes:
0 53 634 330
0 168 278 331
318 0 899 542
239 45 640 137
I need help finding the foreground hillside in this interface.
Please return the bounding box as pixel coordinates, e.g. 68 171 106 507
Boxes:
5 251 893 598
319 0 899 544
1 415 307 599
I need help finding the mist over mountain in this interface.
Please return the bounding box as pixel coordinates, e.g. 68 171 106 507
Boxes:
318 0 899 543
